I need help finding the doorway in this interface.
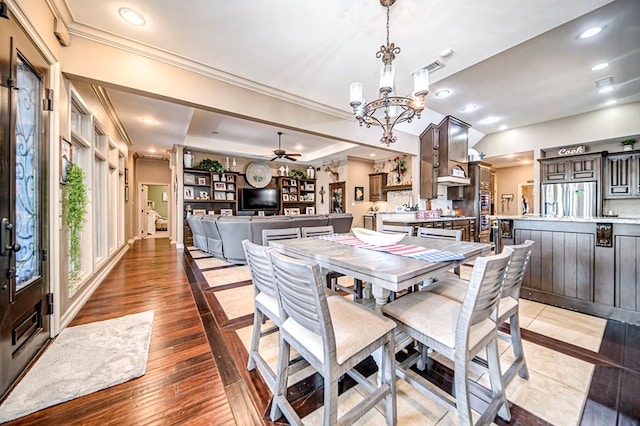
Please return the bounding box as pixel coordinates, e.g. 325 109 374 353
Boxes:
519 184 534 215
140 184 169 238
0 11 51 398
329 182 346 214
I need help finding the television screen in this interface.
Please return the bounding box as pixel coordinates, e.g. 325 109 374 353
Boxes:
240 188 279 211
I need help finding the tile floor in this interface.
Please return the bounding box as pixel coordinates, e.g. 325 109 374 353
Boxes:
190 247 637 425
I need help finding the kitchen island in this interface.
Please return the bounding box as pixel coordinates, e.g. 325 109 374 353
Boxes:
380 213 477 242
497 215 640 324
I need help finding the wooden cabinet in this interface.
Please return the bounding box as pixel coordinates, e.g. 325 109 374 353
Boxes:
539 153 603 184
369 173 387 202
420 116 470 199
183 169 238 215
278 177 316 214
604 151 640 199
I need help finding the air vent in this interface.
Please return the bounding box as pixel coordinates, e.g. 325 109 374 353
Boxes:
595 76 613 89
418 60 445 74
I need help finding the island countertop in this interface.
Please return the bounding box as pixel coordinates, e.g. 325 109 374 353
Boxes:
494 215 640 225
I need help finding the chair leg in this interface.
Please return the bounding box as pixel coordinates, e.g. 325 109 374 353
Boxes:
487 339 511 422
509 311 529 379
270 336 291 422
383 337 397 426
453 355 473 426
323 372 339 426
247 309 264 371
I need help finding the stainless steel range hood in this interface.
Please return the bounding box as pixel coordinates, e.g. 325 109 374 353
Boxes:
437 175 471 186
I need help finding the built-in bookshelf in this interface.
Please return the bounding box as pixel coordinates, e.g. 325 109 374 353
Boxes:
278 177 316 215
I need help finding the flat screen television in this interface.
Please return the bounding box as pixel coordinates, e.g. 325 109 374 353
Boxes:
240 188 280 211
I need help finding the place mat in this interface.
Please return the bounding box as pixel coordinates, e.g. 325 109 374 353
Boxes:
318 234 464 263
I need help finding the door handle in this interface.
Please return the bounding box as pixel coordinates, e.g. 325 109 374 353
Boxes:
1 218 21 256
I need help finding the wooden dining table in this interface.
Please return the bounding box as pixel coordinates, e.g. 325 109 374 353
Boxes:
268 235 492 307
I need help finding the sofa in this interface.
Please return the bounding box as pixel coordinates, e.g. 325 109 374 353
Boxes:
187 213 353 264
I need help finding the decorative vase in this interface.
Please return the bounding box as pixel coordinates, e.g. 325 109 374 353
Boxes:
307 165 315 179
183 150 194 168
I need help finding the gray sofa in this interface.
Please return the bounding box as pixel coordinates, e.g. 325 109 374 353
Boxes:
187 213 353 264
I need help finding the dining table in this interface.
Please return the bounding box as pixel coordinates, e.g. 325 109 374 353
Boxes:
268 234 492 308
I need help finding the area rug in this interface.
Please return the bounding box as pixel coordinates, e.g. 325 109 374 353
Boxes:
0 311 154 422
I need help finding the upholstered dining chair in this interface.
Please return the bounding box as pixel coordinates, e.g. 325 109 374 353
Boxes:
381 224 414 235
382 249 513 426
424 240 535 386
301 225 363 300
269 250 397 425
262 227 301 246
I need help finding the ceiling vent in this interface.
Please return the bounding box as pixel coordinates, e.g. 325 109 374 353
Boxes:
418 60 445 74
595 76 614 89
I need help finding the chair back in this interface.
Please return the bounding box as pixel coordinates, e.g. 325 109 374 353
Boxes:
262 227 301 246
242 239 277 300
417 227 462 241
381 224 414 236
501 240 534 299
459 249 512 332
301 225 335 237
269 250 334 358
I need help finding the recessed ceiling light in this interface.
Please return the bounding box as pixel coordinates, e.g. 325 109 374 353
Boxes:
148 148 156 153
439 48 454 58
499 125 508 131
480 116 500 124
580 27 601 39
598 86 614 94
141 118 156 124
591 62 608 71
604 99 618 106
461 104 477 112
119 8 146 26
370 153 376 157
435 89 451 98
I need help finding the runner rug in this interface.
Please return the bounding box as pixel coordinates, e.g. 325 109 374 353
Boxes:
0 311 154 423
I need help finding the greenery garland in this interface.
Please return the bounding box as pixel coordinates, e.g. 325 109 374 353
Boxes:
288 169 307 180
195 158 223 173
64 164 88 286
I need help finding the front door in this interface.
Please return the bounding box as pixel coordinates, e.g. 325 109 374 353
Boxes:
0 11 51 399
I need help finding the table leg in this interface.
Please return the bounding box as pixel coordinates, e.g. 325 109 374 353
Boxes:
372 284 391 308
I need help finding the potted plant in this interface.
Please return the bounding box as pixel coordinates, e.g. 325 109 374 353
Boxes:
195 158 223 173
64 163 88 287
621 138 636 151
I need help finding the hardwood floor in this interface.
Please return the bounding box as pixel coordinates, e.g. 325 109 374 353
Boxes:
4 237 640 425
4 238 238 425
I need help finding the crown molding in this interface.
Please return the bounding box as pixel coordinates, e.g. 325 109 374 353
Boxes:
66 23 353 121
91 85 132 146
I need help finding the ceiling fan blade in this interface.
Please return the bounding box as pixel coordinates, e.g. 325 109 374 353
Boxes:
288 153 301 157
285 155 298 161
270 156 278 161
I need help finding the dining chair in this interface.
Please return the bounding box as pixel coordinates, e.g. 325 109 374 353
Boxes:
381 224 414 236
301 225 363 300
262 227 301 246
269 250 397 425
424 240 535 386
382 249 513 426
417 227 463 277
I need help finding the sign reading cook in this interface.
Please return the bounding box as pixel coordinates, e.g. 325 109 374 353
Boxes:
557 145 586 156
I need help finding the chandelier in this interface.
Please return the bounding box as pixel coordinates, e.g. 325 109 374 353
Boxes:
349 0 429 145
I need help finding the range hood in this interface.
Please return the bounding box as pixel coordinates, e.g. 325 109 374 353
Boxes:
437 175 471 186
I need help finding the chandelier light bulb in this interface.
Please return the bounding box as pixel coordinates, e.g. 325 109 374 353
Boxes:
350 82 363 107
413 68 429 97
379 65 395 94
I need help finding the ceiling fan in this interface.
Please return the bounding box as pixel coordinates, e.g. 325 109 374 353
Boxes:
271 131 301 161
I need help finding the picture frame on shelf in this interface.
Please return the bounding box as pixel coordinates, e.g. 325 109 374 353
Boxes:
220 208 233 216
199 191 209 200
226 192 235 201
290 195 298 202
289 208 300 215
197 177 207 186
282 194 290 202
354 186 364 201
214 192 226 200
226 175 235 183
305 207 315 215
227 183 235 191
184 173 195 185
212 174 220 182
282 187 289 194
214 182 226 190
184 186 194 200
283 208 290 215
192 209 206 215
304 183 314 191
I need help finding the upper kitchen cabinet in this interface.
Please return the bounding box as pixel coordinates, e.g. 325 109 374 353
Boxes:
539 152 604 184
420 115 471 199
604 151 640 199
369 172 387 202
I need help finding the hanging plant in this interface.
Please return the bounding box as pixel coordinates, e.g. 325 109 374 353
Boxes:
195 158 223 173
64 163 88 286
